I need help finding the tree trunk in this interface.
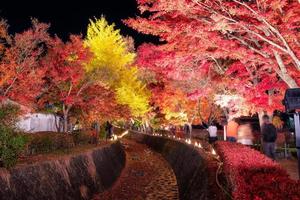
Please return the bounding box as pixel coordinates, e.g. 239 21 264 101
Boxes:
278 72 299 88
258 111 265 152
63 111 69 133
258 111 265 128
95 122 100 145
223 125 227 141
188 122 193 139
54 115 61 132
62 104 72 133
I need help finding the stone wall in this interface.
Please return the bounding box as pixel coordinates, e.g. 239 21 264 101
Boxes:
0 142 125 200
127 133 222 200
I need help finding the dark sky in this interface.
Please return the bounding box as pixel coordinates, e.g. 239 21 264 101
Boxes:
0 0 158 46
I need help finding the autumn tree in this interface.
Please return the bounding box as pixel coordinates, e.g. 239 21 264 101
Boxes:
39 35 129 132
85 17 150 117
150 83 189 125
0 19 51 106
38 35 96 131
0 19 10 55
126 0 300 114
38 17 150 131
83 89 131 126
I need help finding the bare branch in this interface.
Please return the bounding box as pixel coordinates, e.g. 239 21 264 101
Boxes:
273 51 298 88
232 0 300 70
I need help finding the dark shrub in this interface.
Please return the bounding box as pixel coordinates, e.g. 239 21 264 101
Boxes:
26 132 75 155
0 103 27 168
72 131 91 145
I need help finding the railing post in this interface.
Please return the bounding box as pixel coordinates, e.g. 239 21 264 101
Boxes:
294 112 300 179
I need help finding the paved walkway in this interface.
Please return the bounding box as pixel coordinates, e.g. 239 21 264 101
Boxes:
277 158 299 180
93 139 179 200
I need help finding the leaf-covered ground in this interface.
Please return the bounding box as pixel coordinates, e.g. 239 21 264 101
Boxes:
278 158 299 180
93 139 179 200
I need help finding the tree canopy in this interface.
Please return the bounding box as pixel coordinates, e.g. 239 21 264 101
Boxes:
125 0 300 120
85 17 150 117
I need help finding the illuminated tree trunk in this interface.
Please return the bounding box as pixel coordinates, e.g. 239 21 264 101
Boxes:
223 107 230 141
62 104 71 133
273 51 299 88
187 122 193 139
94 122 100 145
54 115 61 132
63 112 68 133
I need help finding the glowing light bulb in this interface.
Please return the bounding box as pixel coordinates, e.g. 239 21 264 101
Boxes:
110 134 118 141
212 148 217 155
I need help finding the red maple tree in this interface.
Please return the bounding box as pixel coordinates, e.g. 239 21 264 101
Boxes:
0 19 51 106
38 35 132 131
126 0 300 112
38 35 93 131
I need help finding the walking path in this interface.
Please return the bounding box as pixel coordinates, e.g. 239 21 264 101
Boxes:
278 158 299 180
93 139 179 200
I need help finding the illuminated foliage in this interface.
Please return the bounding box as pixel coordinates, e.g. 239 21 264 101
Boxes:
38 35 93 131
85 17 135 84
126 0 300 113
0 16 151 129
148 82 222 126
0 20 51 105
0 19 10 53
85 17 149 116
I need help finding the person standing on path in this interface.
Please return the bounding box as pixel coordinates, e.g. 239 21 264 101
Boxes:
105 121 113 141
207 123 218 144
183 124 190 138
261 115 277 160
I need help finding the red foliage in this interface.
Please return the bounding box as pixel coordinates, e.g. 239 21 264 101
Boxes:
215 141 300 200
0 20 51 106
126 0 300 112
0 19 132 126
39 35 131 125
40 35 91 108
38 35 91 119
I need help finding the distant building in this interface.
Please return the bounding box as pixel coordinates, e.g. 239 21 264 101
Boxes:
1 99 60 133
17 113 60 133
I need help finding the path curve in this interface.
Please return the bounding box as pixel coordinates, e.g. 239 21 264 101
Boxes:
93 139 179 200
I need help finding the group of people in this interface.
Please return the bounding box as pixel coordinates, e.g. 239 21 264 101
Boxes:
207 115 278 159
88 121 114 143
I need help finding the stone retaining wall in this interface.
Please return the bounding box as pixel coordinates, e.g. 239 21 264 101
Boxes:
0 142 125 200
127 133 222 200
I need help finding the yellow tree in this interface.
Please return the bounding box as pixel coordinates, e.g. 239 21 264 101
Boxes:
116 67 149 116
85 17 149 117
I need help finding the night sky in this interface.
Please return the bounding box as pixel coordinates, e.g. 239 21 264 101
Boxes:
0 0 158 46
